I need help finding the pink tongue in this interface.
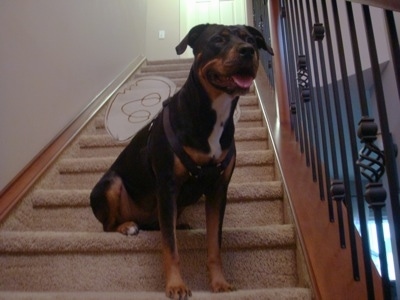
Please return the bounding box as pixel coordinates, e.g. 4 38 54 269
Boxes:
232 75 254 89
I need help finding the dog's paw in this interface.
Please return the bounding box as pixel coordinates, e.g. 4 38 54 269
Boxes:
165 284 192 300
116 221 139 236
210 279 236 293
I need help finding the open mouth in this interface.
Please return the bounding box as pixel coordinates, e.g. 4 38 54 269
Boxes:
208 72 255 93
231 74 254 89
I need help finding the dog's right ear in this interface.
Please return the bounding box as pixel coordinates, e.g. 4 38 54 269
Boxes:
176 24 210 55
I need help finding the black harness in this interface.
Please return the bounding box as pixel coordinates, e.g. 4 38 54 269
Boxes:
161 101 236 179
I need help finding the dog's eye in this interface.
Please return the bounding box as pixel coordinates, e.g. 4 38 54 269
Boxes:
211 36 225 44
246 37 256 45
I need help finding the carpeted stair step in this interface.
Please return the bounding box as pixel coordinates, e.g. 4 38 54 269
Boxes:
53 166 275 190
240 94 259 106
140 63 193 74
145 58 194 65
77 126 268 158
53 149 275 189
135 70 189 80
0 288 312 300
11 181 283 232
58 150 273 174
31 182 282 209
0 58 312 299
82 125 269 146
90 93 260 135
77 138 268 158
0 225 298 292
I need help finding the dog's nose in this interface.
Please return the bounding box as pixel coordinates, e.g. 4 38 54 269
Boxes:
239 45 255 59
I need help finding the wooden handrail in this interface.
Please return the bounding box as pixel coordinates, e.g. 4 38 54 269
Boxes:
347 0 400 12
0 56 145 222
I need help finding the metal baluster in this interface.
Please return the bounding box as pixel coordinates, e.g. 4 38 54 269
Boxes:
345 3 378 296
383 10 400 297
332 0 376 282
362 5 400 298
385 10 400 100
293 0 309 160
298 0 319 183
312 0 336 221
280 2 298 134
331 180 346 248
286 0 303 144
365 182 391 299
305 0 326 199
320 0 352 258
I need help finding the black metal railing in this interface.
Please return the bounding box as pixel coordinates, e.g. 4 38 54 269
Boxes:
259 0 400 299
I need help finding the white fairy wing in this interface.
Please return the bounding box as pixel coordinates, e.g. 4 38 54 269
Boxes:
105 76 177 142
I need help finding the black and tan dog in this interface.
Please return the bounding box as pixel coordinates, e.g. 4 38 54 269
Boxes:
90 23 273 299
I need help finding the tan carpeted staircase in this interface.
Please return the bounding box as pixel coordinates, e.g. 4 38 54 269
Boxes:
0 59 312 299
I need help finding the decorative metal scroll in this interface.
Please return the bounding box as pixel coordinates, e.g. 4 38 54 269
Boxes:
356 117 385 183
297 55 310 102
312 23 325 41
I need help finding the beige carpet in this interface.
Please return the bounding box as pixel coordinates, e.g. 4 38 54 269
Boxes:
0 59 312 299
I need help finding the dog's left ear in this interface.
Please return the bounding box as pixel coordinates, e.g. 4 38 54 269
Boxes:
245 26 274 55
176 24 210 55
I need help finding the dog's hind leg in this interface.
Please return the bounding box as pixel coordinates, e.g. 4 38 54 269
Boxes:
90 172 139 235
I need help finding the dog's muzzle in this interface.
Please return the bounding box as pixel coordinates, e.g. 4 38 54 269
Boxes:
209 44 259 94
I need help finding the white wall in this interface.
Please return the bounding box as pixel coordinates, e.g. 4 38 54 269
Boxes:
145 0 181 61
0 0 147 191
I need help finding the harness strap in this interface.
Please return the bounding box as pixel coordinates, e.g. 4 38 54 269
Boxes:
162 104 235 179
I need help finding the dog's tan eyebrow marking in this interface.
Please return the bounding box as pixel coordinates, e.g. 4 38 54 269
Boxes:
219 29 231 38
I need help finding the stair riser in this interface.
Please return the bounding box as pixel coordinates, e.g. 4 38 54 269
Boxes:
79 128 268 147
140 63 193 72
0 248 297 292
146 58 194 65
91 119 264 135
77 140 269 158
55 166 275 190
27 199 283 232
135 72 189 80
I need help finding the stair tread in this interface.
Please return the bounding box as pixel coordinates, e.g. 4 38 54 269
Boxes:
0 288 312 300
31 181 282 208
91 108 262 134
140 63 193 72
57 149 274 174
146 58 194 65
0 58 310 297
79 127 267 148
135 70 189 79
0 225 295 253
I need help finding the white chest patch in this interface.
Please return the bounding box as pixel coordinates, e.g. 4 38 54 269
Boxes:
208 93 234 159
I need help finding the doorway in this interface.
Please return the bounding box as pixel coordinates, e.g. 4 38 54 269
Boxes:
179 0 247 58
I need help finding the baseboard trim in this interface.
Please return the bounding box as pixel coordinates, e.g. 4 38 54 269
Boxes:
0 55 146 222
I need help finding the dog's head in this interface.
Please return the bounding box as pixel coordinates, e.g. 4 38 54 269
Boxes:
176 24 273 97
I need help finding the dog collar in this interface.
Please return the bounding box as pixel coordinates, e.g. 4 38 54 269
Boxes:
162 103 235 179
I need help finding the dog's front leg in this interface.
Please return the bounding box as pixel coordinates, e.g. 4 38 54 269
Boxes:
205 184 235 293
157 180 191 299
